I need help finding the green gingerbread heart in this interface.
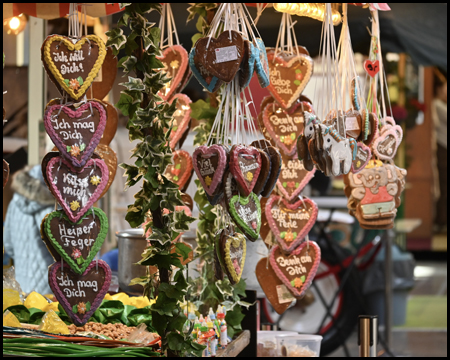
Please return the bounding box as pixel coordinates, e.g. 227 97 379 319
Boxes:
229 193 261 241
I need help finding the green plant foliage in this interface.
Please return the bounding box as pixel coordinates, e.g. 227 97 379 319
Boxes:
106 4 199 356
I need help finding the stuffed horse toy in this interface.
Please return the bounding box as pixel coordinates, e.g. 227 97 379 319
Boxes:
322 127 357 176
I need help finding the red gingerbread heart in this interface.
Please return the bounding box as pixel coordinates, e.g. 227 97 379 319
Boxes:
364 60 380 77
230 145 262 197
157 45 189 101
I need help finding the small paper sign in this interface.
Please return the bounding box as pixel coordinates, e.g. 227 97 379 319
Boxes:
276 284 296 304
215 46 238 63
346 117 360 131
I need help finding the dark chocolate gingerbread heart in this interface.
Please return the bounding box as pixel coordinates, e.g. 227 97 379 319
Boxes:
230 145 262 197
48 260 111 326
193 145 227 197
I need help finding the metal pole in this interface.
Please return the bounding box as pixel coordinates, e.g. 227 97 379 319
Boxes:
384 230 393 349
27 17 46 165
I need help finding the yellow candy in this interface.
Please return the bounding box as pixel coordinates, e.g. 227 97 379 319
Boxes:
46 302 59 312
104 293 113 301
24 291 50 311
128 296 151 309
110 292 130 304
3 289 23 311
3 310 22 328
38 309 70 335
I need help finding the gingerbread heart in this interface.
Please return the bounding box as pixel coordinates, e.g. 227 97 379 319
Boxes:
261 146 282 198
266 196 318 253
255 258 294 314
364 60 379 77
351 142 372 173
189 47 223 92
254 38 270 88
193 145 227 197
253 149 271 196
44 208 108 274
270 241 321 298
277 153 315 202
40 214 62 262
219 231 247 285
230 145 262 197
94 144 117 199
3 159 9 189
48 260 111 326
239 40 257 89
263 101 305 156
267 52 313 110
90 47 117 100
157 45 189 101
164 150 193 192
99 101 118 145
44 100 107 168
44 156 109 222
41 35 107 100
168 94 191 150
194 31 245 83
373 127 400 160
229 192 261 241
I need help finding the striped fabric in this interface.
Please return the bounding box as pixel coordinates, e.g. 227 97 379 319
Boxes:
3 3 124 20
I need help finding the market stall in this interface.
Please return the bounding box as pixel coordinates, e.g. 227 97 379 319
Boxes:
3 2 447 358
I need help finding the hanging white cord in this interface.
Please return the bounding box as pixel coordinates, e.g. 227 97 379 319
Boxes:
374 10 387 123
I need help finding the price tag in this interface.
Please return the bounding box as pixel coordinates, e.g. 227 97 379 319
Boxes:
346 117 360 131
276 284 295 304
215 46 238 64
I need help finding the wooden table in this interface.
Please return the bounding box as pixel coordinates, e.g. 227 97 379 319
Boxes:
216 330 250 357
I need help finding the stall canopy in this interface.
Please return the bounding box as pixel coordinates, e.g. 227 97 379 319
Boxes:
2 3 447 70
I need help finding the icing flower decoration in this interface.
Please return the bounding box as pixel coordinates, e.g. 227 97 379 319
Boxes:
295 72 304 81
285 229 294 243
283 136 293 146
246 171 253 182
294 277 303 288
77 302 87 314
251 221 257 230
90 175 101 186
170 60 179 69
205 176 212 187
72 248 82 259
233 258 241 275
287 181 296 188
69 78 80 90
70 200 80 211
70 145 81 157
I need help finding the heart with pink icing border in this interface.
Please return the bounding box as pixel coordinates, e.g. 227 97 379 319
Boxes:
44 100 107 168
45 156 109 222
263 101 305 156
269 241 321 298
164 150 193 192
267 52 313 110
157 45 189 101
266 195 318 253
373 126 401 160
351 142 372 173
230 145 262 197
193 145 227 196
48 260 111 326
168 94 192 150
276 153 316 201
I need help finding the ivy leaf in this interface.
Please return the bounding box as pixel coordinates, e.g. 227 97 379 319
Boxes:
159 282 183 299
174 242 192 262
190 99 218 121
167 332 184 352
119 55 137 74
215 279 234 298
120 77 146 92
105 28 127 54
173 269 188 292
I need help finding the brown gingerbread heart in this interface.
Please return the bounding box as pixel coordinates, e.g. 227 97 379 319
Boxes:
195 31 245 83
164 150 193 192
99 101 118 146
90 47 117 100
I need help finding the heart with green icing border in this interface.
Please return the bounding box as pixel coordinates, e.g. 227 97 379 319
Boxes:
44 208 108 274
229 193 261 241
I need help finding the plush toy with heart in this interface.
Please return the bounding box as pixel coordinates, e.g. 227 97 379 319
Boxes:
265 196 318 253
217 230 247 285
41 35 106 100
194 31 245 83
164 150 193 192
167 94 192 150
44 100 107 168
44 155 109 222
229 192 261 241
277 152 316 202
262 100 305 156
193 145 228 197
269 241 321 298
351 142 372 173
157 45 189 101
255 257 294 314
364 60 379 77
44 208 108 274
230 145 262 197
48 260 111 326
267 52 313 110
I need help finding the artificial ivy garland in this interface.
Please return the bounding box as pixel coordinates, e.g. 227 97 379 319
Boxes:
106 4 200 356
